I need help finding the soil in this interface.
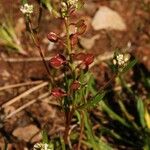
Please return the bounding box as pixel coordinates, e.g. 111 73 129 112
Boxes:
0 0 150 149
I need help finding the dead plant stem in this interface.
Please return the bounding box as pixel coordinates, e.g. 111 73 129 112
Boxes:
28 20 53 84
1 82 48 108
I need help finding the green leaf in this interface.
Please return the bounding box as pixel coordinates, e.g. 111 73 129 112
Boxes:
77 0 85 9
137 97 146 128
121 59 137 74
78 92 105 110
100 101 131 128
98 139 113 150
40 0 59 17
3 141 8 150
83 111 99 150
60 136 66 150
42 130 49 143
21 0 28 4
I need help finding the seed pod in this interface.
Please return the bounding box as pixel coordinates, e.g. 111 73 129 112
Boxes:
70 80 80 91
84 53 94 66
72 53 94 66
47 32 58 42
51 88 67 98
72 52 86 60
49 54 66 69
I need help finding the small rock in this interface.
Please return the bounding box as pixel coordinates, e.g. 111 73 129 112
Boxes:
43 38 55 51
79 34 100 50
4 106 15 116
15 18 26 37
92 6 126 31
0 137 4 149
47 41 55 51
2 70 10 80
136 46 150 71
31 132 42 143
12 124 40 142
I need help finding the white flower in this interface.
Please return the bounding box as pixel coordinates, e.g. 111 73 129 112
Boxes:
20 3 33 15
124 53 130 62
116 54 124 66
68 0 78 8
113 53 130 67
33 143 53 150
61 2 67 11
113 59 117 65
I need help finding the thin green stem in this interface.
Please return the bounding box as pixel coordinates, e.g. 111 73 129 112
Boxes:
83 110 99 150
64 18 71 55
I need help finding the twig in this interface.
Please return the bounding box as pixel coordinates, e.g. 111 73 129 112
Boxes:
99 74 117 91
0 57 52 62
1 82 49 108
0 80 43 91
5 92 50 119
28 20 53 83
68 124 77 149
42 97 60 106
0 52 113 64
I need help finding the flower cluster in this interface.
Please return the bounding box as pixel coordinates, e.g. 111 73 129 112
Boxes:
33 142 53 150
113 53 130 68
20 3 33 15
60 0 79 18
67 0 78 9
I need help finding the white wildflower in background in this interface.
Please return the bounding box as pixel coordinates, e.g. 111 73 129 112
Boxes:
20 3 33 15
61 2 68 17
33 142 53 150
113 53 130 67
68 0 78 8
61 0 79 17
61 2 67 12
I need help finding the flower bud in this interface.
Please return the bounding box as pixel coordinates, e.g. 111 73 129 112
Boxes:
49 54 66 69
47 32 58 42
51 88 66 98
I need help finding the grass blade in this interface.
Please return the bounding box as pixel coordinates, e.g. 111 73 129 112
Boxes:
137 97 146 128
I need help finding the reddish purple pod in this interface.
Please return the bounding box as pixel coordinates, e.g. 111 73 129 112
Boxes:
72 52 94 66
70 80 80 91
84 53 94 66
47 32 58 42
51 88 67 98
50 54 66 69
72 52 86 61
